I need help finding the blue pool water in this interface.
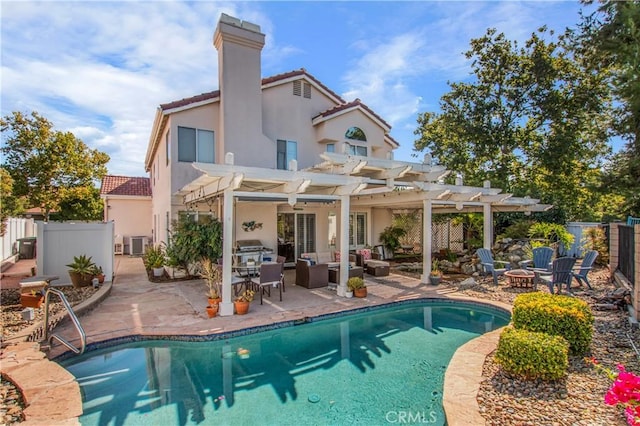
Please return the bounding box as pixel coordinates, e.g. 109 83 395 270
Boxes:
61 301 509 426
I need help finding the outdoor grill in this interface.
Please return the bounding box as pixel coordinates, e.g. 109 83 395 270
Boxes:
234 239 273 264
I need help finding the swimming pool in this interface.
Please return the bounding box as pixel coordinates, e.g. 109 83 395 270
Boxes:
61 300 509 425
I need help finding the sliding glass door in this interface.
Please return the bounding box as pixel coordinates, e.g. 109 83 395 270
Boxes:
277 213 316 261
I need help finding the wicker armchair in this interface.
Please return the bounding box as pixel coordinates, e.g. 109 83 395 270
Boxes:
295 260 329 289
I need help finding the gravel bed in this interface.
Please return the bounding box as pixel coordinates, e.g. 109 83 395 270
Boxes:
455 267 640 426
1 286 99 424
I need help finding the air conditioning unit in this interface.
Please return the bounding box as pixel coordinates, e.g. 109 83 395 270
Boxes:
129 237 148 256
114 235 124 255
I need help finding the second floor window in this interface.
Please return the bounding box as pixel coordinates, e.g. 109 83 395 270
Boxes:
345 126 367 156
277 139 297 170
348 145 367 156
178 126 214 163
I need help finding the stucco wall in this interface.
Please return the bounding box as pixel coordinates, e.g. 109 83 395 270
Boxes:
104 197 152 244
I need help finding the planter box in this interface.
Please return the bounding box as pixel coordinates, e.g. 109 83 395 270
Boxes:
20 294 43 308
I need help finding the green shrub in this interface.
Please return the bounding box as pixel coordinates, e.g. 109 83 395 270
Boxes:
495 327 569 381
581 227 608 266
165 216 223 276
527 222 574 252
512 292 594 355
498 219 535 240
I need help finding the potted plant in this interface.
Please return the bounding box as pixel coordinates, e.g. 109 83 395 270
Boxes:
66 255 96 288
378 226 407 259
429 259 442 285
348 277 367 298
199 258 222 305
144 245 166 277
234 289 255 315
206 303 219 318
91 265 106 284
20 289 44 308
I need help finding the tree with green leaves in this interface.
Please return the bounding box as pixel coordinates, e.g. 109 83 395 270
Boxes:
577 0 640 216
0 111 109 221
0 167 26 236
414 27 612 222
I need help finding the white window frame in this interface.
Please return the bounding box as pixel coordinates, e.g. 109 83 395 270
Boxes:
277 139 298 170
177 126 215 163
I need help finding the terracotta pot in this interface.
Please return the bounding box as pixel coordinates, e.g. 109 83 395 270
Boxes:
97 274 105 284
69 271 93 288
206 304 219 318
208 297 222 306
20 294 43 308
354 287 367 298
234 301 250 315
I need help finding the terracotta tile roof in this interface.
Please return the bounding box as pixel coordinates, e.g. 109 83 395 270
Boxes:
100 175 152 197
160 90 220 111
262 68 345 103
159 68 345 111
314 98 391 130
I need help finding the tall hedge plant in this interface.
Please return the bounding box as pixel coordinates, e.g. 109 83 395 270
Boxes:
165 216 223 277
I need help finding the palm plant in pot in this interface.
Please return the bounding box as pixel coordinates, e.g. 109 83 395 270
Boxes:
429 259 442 285
234 289 255 315
348 277 367 298
66 255 96 288
378 226 407 260
144 245 166 277
199 258 222 306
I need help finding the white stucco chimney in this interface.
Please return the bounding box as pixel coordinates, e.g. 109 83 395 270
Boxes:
214 14 270 167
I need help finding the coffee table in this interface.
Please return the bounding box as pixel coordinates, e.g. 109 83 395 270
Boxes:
328 266 363 283
504 269 536 288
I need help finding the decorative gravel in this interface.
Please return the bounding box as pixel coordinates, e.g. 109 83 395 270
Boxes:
455 268 640 426
1 286 99 424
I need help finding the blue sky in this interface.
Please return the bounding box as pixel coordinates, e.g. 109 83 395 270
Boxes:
1 1 601 177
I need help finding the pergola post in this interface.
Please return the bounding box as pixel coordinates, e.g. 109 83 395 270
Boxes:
421 198 432 284
338 194 350 297
483 203 493 249
220 187 235 316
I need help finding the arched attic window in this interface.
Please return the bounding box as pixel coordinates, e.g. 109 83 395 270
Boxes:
345 126 367 156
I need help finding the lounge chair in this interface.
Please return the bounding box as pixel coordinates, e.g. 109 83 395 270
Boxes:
475 248 510 285
534 257 577 294
572 250 598 289
520 247 554 272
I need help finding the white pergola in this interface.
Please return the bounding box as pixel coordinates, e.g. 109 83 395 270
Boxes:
176 152 551 316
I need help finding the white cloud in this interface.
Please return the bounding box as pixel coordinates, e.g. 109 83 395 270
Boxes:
1 1 240 176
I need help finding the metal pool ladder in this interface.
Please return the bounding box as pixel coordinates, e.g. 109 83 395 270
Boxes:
43 287 86 355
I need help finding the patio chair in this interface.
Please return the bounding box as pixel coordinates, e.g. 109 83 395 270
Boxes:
572 250 598 289
475 248 510 285
251 262 283 305
520 247 554 272
534 257 577 294
295 259 329 289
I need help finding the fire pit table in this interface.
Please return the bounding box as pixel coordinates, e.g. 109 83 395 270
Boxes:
504 269 536 289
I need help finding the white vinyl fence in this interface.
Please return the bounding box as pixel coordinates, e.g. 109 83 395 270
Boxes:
36 221 114 286
1 217 36 262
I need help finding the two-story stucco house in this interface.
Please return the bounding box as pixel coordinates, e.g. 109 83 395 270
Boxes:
144 14 549 315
